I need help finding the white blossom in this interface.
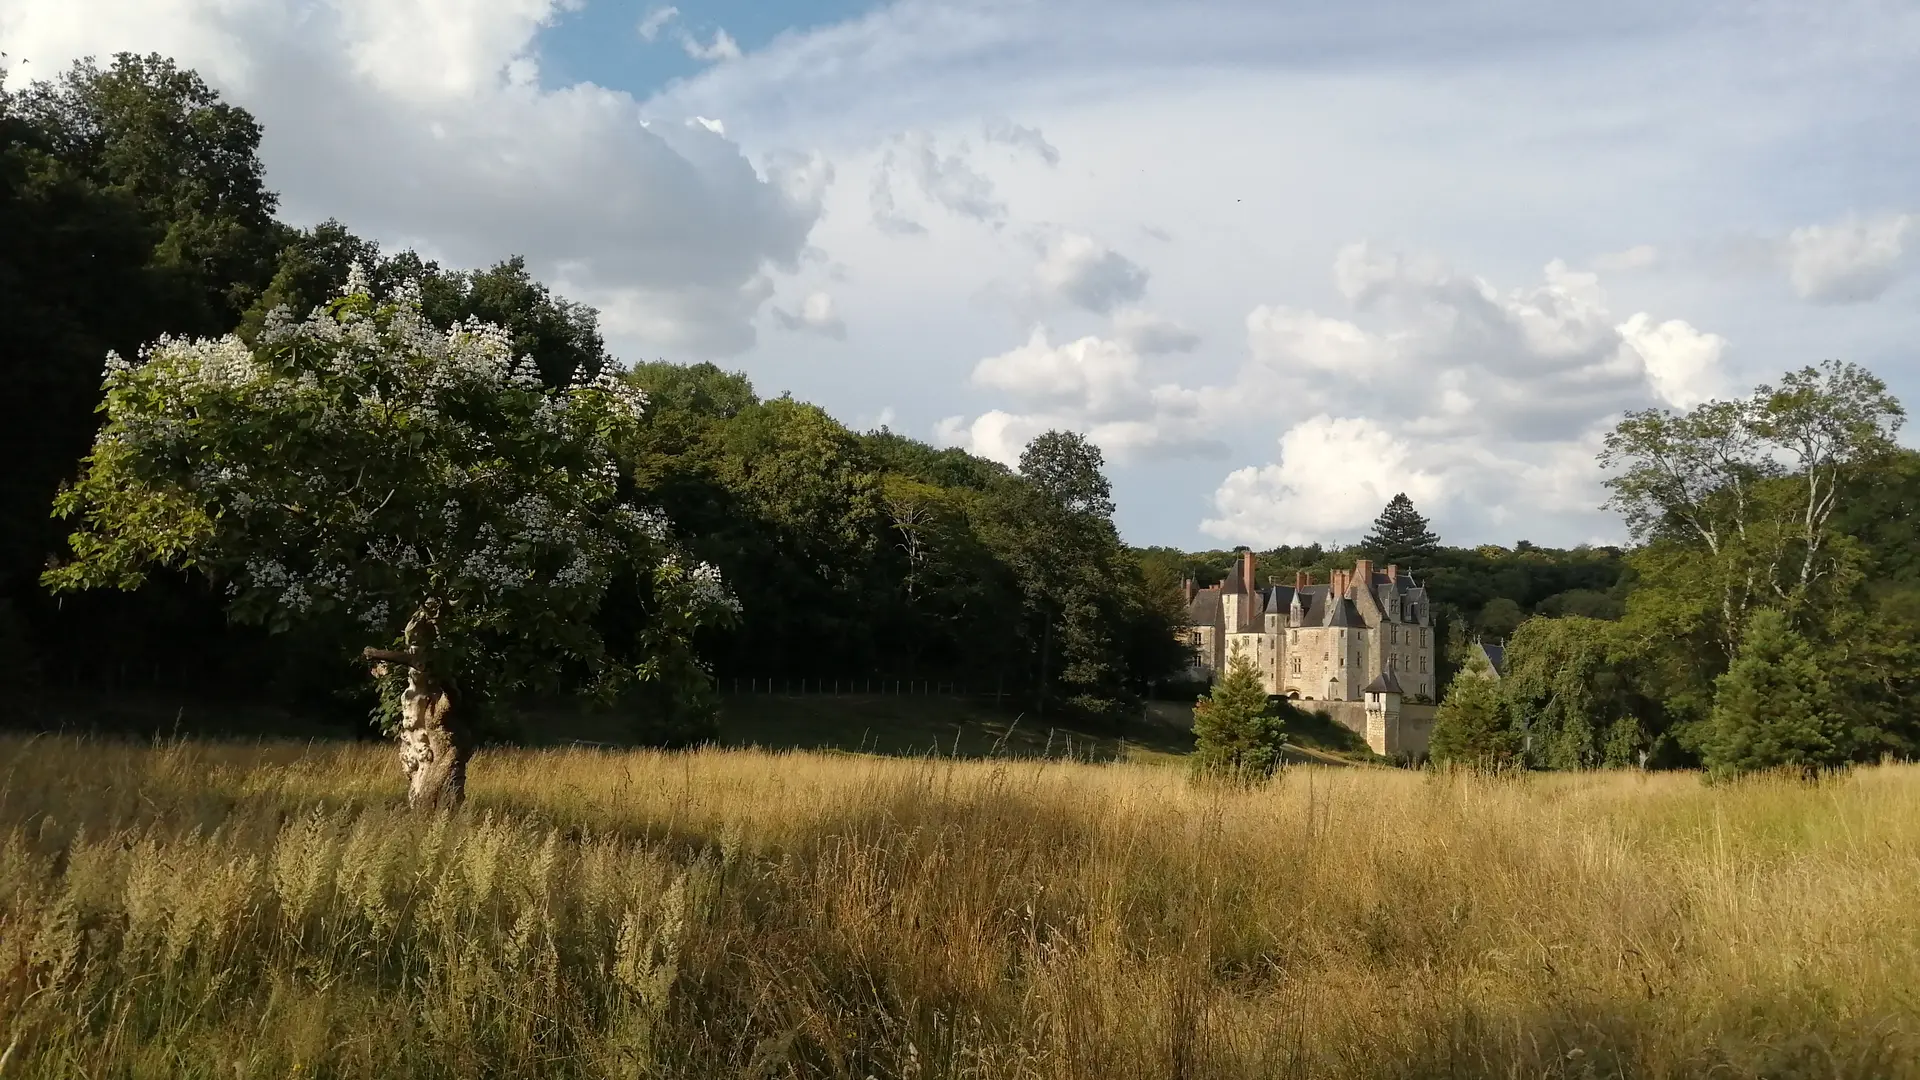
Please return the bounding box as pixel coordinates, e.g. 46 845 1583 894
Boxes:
342 260 372 299
280 580 313 614
685 559 741 614
358 599 391 630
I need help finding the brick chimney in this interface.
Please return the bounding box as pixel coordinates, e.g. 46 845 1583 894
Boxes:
1386 564 1398 583
1353 558 1373 586
1331 569 1347 597
1183 578 1196 603
1295 570 1311 591
1240 550 1257 595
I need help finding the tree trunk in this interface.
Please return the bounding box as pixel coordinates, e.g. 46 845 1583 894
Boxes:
368 600 470 810
396 665 469 810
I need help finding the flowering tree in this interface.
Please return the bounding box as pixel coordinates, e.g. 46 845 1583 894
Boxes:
44 271 739 807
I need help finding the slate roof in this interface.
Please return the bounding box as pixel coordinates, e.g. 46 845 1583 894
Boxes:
1186 588 1222 628
1361 670 1404 695
1477 641 1506 675
1185 567 1431 630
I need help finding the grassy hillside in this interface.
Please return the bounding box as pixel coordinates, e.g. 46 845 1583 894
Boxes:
3 735 1916 1078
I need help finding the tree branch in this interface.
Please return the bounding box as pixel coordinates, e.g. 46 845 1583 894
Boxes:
364 647 420 666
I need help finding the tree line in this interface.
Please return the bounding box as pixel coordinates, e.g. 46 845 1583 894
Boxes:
1178 371 1920 781
0 54 1187 770
1426 362 1920 777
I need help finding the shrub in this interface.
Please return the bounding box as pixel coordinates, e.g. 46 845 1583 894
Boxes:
1190 654 1287 782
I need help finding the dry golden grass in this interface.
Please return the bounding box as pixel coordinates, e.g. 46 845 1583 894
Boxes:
1 734 1916 1079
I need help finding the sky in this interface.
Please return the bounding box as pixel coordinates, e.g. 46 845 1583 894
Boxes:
4 0 1917 550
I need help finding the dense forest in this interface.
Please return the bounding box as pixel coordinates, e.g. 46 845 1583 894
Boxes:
0 54 1185 743
8 54 1918 778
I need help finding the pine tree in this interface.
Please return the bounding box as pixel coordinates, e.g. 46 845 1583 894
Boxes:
1427 656 1520 770
1703 608 1851 780
1190 654 1287 782
1363 493 1442 566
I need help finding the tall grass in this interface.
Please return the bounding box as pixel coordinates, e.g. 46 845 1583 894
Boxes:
1 734 1916 1078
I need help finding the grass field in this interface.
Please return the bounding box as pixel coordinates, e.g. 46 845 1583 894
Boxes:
14 689 1382 767
2 735 1917 1079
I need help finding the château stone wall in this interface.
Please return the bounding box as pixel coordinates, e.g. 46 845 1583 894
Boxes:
1312 701 1436 760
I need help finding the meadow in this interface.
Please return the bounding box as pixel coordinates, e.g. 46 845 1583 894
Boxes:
1 734 1917 1079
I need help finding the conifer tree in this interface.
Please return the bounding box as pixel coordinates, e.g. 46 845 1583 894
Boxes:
1703 608 1850 780
1190 654 1287 782
1428 655 1520 770
1363 493 1441 566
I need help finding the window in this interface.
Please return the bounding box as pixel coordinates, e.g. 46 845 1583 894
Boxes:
1291 657 1302 674
1388 655 1397 671
1290 630 1298 644
1420 656 1428 673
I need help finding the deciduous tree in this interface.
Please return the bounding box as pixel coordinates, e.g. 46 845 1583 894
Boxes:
1602 361 1902 656
45 273 738 806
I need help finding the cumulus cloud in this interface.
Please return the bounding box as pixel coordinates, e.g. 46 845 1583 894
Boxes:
1203 417 1447 545
2 0 825 359
983 116 1059 165
1205 244 1732 544
772 290 847 339
1783 212 1912 303
1616 312 1727 409
1030 231 1149 313
954 241 1728 545
1113 308 1200 354
680 26 743 63
944 327 1223 464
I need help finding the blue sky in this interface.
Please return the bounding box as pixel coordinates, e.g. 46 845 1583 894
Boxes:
537 1 882 94
5 0 1918 550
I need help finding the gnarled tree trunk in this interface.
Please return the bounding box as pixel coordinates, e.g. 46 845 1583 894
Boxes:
367 601 471 810
396 665 468 809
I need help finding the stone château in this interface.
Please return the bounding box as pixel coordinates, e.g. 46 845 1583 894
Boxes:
1184 553 1437 757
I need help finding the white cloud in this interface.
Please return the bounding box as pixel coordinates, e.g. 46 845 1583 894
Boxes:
946 243 1728 535
1783 212 1912 304
1246 306 1385 375
1113 308 1200 354
983 116 1059 165
868 170 927 235
680 26 743 63
1030 230 1148 313
1593 244 1660 272
772 290 847 339
23 0 1913 550
1 0 825 360
637 5 678 43
1207 245 1734 543
950 327 1221 463
1616 312 1727 409
1203 416 1446 545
